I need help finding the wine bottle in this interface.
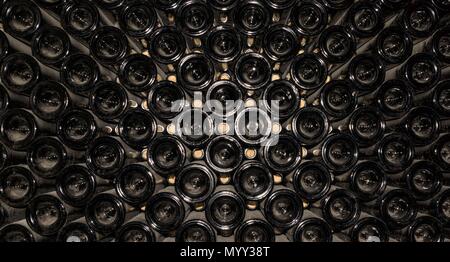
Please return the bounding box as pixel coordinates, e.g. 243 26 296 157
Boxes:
147 26 186 75
115 213 157 242
262 186 303 232
34 0 68 15
205 186 246 236
337 53 386 93
56 164 113 208
261 134 302 174
235 210 275 243
89 26 130 68
428 25 450 64
117 108 157 150
385 106 444 146
345 1 384 41
233 161 274 202
288 53 328 92
86 136 126 180
29 80 72 122
205 80 244 118
374 26 413 65
89 81 131 123
175 0 213 50
289 0 328 41
118 54 157 95
398 1 440 40
399 53 442 93
262 24 300 73
146 80 187 122
261 80 300 120
85 189 140 234
118 1 158 39
432 134 450 170
175 163 217 206
405 215 444 242
175 211 216 242
204 25 242 73
56 108 98 150
205 135 244 174
31 26 73 68
416 79 450 117
60 0 100 41
176 53 215 92
285 209 333 242
115 164 162 207
152 0 182 25
0 53 41 94
313 25 356 68
434 189 450 228
316 187 361 231
376 79 414 119
352 216 391 242
319 133 359 173
336 107 386 148
145 188 189 235
26 136 74 179
25 193 81 236
1 0 43 43
147 135 187 176
349 161 387 203
317 80 358 121
291 107 330 147
234 52 272 91
207 0 238 24
286 161 332 203
173 108 214 147
0 108 55 150
57 217 101 242
404 161 443 201
333 214 390 242
0 165 55 208
375 133 415 173
234 0 271 49
364 187 418 230
60 53 104 95
0 221 45 242
235 107 273 145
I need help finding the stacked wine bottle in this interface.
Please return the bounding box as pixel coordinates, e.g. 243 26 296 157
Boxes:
0 0 450 243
